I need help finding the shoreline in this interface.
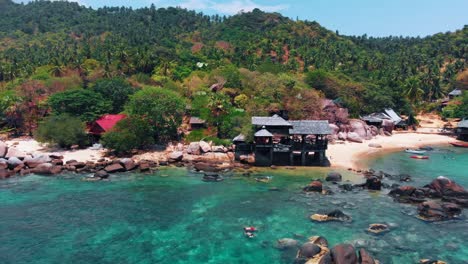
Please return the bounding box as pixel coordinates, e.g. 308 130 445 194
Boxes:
327 132 456 171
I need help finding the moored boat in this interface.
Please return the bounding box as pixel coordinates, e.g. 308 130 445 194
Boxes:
410 155 429 160
405 149 426 154
450 142 468 148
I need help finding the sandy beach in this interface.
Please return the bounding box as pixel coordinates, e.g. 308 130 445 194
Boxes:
4 137 106 162
327 132 456 170
3 133 457 170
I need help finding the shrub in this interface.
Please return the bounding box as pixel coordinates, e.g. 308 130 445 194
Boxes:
35 114 89 148
92 78 136 113
101 116 155 154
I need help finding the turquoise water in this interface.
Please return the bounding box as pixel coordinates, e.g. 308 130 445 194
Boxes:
0 149 467 264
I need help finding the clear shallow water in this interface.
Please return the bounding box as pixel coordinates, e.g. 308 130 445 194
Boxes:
0 150 467 264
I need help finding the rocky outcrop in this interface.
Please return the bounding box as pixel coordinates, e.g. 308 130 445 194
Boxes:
187 142 201 155
424 176 467 198
417 201 462 221
326 172 342 182
32 163 62 175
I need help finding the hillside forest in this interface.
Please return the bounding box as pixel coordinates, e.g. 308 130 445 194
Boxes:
0 0 467 151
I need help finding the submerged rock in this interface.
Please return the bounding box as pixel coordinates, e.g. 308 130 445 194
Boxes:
310 210 351 222
366 223 390 234
276 238 299 250
424 176 467 198
358 248 376 264
365 176 382 190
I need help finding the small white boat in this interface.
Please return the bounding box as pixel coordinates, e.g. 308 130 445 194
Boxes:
404 149 426 154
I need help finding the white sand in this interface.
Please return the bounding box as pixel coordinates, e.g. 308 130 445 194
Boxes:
327 133 456 170
4 137 105 162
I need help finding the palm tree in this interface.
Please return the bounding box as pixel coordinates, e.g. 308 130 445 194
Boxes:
403 77 424 104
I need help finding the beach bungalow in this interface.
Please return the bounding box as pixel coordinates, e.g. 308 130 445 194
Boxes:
235 115 331 166
361 108 407 130
449 89 462 99
88 114 127 136
189 117 206 130
456 119 468 141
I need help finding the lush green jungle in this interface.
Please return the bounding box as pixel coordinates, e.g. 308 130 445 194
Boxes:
0 0 467 151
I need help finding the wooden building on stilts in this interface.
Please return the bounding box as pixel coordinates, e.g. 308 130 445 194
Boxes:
234 115 332 167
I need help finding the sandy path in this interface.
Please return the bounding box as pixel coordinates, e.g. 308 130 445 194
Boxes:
327 133 456 170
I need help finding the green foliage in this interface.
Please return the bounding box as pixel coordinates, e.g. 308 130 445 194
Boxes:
184 129 232 146
126 87 185 143
445 91 468 118
48 89 112 122
35 114 89 148
101 116 155 154
92 78 136 113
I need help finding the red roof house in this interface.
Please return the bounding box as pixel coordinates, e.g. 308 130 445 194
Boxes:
88 114 127 135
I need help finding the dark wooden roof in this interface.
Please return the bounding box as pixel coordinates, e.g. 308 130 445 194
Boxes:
254 129 274 137
252 115 292 127
289 120 332 135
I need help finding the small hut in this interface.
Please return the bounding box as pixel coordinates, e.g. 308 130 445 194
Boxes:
88 114 127 136
189 117 206 130
449 89 462 99
456 119 468 141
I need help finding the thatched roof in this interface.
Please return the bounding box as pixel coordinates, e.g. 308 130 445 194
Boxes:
254 129 273 137
289 120 332 135
252 115 292 127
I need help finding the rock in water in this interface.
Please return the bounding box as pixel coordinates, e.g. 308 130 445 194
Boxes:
310 209 351 222
365 176 382 190
417 201 462 221
297 242 321 258
303 180 323 192
424 176 467 198
326 172 342 182
330 244 357 264
24 155 52 168
358 248 376 264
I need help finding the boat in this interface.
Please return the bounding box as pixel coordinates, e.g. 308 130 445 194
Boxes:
410 155 429 160
404 149 426 154
450 142 468 148
244 226 257 232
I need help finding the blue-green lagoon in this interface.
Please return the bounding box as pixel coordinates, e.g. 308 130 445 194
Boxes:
1 147 467 263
